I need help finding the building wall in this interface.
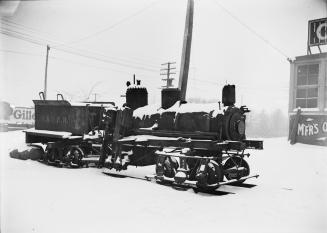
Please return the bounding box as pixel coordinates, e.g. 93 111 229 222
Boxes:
289 53 327 146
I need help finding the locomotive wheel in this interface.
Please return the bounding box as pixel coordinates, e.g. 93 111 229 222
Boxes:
45 147 57 163
195 160 223 191
207 161 224 184
223 156 250 183
196 160 223 189
164 157 179 178
66 146 84 168
156 157 179 178
61 146 72 165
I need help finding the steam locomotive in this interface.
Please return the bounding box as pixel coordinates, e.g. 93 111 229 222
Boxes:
23 0 263 191
25 80 263 190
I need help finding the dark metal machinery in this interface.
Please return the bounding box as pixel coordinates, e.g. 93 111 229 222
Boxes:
24 84 263 190
25 93 116 168
23 0 263 191
102 110 263 190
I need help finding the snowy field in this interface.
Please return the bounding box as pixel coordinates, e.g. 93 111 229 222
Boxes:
1 130 326 233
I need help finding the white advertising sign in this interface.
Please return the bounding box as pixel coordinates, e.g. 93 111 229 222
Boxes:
9 107 35 125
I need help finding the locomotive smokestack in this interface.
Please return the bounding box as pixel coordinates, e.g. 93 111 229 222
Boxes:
125 79 148 110
222 85 236 106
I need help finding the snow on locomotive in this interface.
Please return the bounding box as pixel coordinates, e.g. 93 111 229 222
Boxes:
25 80 263 190
102 81 263 189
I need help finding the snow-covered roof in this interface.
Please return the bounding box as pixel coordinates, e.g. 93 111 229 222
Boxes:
69 102 115 108
126 84 146 90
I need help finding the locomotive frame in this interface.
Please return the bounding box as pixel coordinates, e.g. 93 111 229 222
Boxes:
24 92 263 191
110 132 262 189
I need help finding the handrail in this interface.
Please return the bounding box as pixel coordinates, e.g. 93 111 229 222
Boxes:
57 94 64 101
39 92 45 100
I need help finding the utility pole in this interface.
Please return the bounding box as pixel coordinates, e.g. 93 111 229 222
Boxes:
178 0 194 102
44 45 50 100
160 62 176 88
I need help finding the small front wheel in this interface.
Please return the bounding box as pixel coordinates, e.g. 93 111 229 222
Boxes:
223 156 250 183
45 147 57 163
65 146 84 168
155 157 179 178
195 160 223 190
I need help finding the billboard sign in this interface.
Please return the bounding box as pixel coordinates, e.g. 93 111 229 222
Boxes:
9 107 35 125
289 114 327 146
309 18 327 46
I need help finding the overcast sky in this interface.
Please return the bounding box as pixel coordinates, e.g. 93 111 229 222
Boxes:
0 0 326 112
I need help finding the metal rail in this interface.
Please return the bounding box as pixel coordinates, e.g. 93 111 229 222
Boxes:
145 174 259 189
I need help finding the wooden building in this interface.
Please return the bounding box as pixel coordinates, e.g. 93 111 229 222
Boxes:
289 55 327 145
289 18 327 146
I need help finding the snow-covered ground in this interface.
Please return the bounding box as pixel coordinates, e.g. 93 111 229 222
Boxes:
1 130 326 233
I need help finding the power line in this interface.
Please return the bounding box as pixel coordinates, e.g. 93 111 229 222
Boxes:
0 28 159 73
0 27 48 45
2 18 163 66
1 18 61 42
53 45 160 69
1 19 64 46
0 23 160 69
52 46 158 72
0 48 144 74
0 29 46 46
211 0 291 60
0 48 160 84
0 17 162 67
59 0 162 46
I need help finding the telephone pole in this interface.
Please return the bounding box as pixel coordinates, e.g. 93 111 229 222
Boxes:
178 0 194 102
44 45 50 100
160 62 176 88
